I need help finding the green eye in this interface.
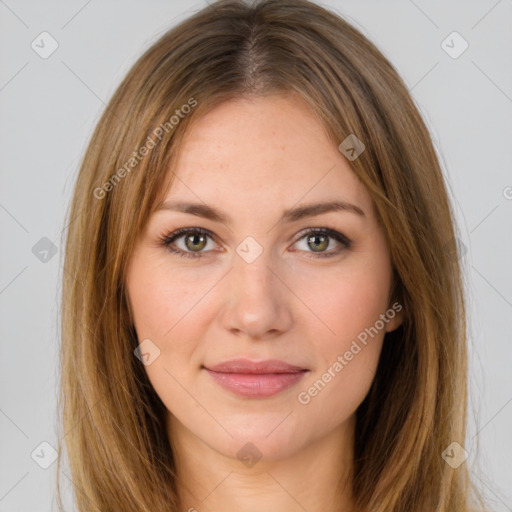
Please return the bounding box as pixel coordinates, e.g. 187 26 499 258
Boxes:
293 228 351 258
160 228 214 259
159 227 351 259
307 233 329 252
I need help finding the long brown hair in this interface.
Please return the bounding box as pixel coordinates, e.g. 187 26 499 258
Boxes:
57 1 488 510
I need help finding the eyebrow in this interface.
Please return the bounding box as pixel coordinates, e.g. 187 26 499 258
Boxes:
155 200 365 224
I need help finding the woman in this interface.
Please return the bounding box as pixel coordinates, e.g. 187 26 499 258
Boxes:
57 0 489 510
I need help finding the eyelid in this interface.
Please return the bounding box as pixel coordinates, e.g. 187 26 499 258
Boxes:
158 226 351 259
158 227 219 258
292 226 351 246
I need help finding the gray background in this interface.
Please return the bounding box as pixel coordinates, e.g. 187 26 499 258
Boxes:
0 0 511 510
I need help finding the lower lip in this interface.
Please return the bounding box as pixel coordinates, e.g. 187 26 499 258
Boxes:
204 369 307 398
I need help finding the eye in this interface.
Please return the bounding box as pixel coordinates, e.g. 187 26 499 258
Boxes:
158 227 351 259
292 227 351 258
158 227 217 259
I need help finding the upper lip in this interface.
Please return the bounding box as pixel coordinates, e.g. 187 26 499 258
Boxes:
203 358 308 374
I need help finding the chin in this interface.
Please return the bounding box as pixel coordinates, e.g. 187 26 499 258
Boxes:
206 417 310 463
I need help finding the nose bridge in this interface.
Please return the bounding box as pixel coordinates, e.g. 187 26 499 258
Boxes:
232 242 278 305
220 241 291 338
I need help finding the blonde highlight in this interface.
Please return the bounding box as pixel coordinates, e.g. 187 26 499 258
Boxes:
57 1 488 511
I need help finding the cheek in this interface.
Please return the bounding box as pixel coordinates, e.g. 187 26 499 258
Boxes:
126 256 201 410
305 268 388 382
126 252 217 380
295 287 387 436
329 272 390 342
126 255 201 339
292 250 391 420
293 256 392 353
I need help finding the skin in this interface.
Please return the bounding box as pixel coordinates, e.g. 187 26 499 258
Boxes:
125 93 403 512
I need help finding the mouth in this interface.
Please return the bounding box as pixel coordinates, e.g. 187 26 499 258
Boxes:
202 358 309 398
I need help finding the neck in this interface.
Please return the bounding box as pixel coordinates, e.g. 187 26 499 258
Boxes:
167 414 356 512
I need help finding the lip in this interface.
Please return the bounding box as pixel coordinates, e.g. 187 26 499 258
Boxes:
205 358 307 374
203 358 308 398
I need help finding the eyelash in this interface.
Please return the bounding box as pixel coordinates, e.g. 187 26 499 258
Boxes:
157 227 352 260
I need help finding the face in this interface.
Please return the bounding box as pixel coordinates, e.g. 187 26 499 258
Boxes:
125 94 402 463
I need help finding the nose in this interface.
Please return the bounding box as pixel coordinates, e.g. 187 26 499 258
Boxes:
219 251 293 341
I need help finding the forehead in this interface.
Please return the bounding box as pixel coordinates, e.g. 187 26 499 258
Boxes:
159 94 373 222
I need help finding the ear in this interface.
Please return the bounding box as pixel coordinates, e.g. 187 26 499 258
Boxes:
385 300 404 333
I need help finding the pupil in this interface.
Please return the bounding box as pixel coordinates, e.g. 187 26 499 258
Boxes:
309 234 327 252
187 233 206 251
